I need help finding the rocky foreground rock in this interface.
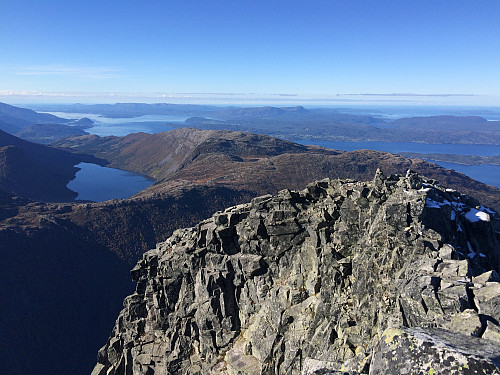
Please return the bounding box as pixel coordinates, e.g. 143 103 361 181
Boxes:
92 170 500 374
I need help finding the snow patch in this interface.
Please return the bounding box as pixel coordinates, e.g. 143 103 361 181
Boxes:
465 208 490 223
425 198 451 209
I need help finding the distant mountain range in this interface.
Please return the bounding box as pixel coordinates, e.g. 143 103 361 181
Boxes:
4 101 500 145
179 113 500 144
28 102 222 118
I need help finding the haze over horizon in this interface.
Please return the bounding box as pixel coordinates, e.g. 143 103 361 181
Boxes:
1 0 500 106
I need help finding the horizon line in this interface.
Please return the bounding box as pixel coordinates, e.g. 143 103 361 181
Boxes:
0 90 488 98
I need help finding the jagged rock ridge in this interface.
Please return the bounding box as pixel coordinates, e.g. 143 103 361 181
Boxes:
93 171 500 374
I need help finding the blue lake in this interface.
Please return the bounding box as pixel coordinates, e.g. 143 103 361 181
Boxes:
67 163 154 202
293 139 500 189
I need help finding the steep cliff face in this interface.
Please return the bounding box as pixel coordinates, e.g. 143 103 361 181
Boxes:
93 171 500 375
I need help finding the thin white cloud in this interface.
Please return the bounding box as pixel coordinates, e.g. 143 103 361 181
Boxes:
343 93 478 97
13 65 121 79
0 90 128 97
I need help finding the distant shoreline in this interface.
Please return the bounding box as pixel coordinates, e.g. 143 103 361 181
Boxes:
398 152 500 166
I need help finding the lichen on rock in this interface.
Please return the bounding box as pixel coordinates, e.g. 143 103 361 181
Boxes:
92 170 500 375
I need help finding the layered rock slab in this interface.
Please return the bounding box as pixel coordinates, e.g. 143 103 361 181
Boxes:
92 170 500 375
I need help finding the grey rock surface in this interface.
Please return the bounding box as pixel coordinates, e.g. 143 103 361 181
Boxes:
92 170 500 374
370 327 500 375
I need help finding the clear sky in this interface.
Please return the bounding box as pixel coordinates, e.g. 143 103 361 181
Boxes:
1 0 500 105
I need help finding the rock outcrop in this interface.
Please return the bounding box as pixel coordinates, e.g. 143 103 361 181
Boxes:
92 171 500 374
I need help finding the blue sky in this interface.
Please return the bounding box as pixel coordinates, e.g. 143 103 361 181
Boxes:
1 0 500 105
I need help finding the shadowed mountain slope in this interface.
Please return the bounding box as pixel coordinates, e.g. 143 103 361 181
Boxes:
0 185 256 375
0 129 103 201
15 123 89 144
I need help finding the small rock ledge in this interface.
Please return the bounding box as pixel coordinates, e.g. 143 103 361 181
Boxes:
92 170 500 375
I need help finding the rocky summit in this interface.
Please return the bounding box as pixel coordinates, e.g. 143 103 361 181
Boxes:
92 170 500 375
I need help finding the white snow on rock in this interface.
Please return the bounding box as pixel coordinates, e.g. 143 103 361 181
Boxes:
425 198 451 209
465 208 490 223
